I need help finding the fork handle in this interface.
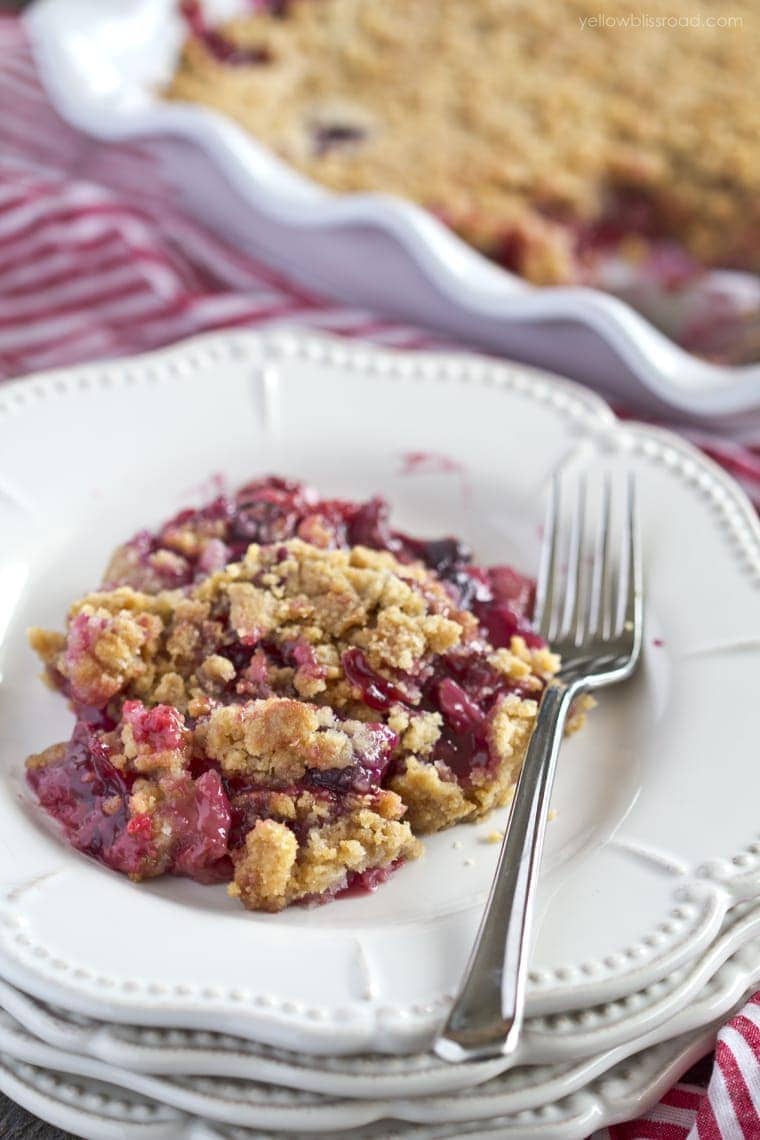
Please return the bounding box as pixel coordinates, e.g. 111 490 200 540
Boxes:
434 680 578 1063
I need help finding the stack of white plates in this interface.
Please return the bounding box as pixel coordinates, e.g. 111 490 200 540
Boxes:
1 331 759 1139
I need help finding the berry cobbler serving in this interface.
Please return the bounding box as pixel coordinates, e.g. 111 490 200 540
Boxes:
166 0 758 291
26 477 587 912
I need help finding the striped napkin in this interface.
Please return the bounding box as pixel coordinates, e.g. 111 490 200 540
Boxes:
0 15 759 1139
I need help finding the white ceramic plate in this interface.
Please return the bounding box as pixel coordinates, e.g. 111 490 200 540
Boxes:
0 940 756 1130
2 901 759 1100
25 0 760 424
0 1027 724 1140
0 331 759 1056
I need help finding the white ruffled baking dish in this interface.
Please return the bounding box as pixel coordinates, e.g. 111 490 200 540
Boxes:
25 0 760 423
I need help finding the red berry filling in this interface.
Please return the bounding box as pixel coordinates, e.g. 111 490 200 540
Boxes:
27 724 147 876
312 123 368 157
180 1 273 65
341 647 414 713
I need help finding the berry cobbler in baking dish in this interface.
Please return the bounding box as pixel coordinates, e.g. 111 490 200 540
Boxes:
26 477 587 912
166 0 758 289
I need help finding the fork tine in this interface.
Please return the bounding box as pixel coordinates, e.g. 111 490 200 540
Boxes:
621 473 643 638
535 474 560 640
561 475 587 643
588 472 614 638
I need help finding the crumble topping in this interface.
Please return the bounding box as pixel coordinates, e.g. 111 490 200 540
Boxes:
390 693 537 832
33 599 165 710
230 793 420 911
165 0 760 284
200 698 396 784
26 476 575 911
33 538 472 723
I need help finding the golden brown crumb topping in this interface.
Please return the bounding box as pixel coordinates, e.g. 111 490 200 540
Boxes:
229 793 422 911
31 539 472 719
201 698 382 782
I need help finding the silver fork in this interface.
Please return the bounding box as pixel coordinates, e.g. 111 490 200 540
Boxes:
433 471 643 1064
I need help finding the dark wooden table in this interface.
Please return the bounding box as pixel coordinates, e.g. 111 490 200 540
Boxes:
0 1097 76 1139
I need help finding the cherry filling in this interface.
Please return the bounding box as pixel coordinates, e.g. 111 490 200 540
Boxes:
420 655 519 782
227 783 343 849
341 647 412 713
306 722 398 795
338 860 401 899
402 536 472 579
217 637 327 702
180 0 273 65
341 640 536 788
27 723 147 874
436 678 486 735
122 700 187 754
248 0 291 14
429 677 490 781
151 769 232 883
573 188 665 253
474 598 543 650
312 123 368 157
346 496 402 555
228 482 304 544
473 564 543 650
495 188 704 298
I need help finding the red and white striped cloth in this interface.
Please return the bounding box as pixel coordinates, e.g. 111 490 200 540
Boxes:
0 16 759 1139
